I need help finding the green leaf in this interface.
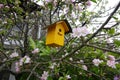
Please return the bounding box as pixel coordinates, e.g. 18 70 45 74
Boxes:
112 16 118 21
114 39 120 47
91 0 97 3
47 3 53 10
69 4 73 13
40 47 51 56
29 37 36 49
58 77 64 80
0 0 7 4
47 76 53 80
107 28 115 35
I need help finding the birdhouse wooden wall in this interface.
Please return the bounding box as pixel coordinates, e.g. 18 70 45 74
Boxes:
46 23 65 47
46 20 72 47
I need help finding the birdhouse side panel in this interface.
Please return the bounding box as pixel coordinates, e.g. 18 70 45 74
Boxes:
46 26 56 45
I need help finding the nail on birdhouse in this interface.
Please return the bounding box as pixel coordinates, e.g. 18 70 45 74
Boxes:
45 19 72 47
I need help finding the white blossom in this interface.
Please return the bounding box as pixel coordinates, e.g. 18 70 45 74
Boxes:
19 58 24 66
49 63 57 69
108 55 115 61
19 56 31 66
69 57 73 61
66 75 71 79
45 0 52 3
106 38 113 43
86 0 91 6
82 65 88 71
92 59 103 66
10 52 19 58
63 7 69 14
32 48 39 54
80 60 84 63
107 60 116 68
24 56 31 64
41 71 49 80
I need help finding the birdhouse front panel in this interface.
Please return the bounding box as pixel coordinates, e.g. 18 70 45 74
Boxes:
54 23 65 46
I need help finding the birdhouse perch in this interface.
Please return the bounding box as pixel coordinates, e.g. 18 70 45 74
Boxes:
45 19 72 47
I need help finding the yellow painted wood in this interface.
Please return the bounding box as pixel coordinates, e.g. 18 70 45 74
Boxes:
46 20 71 47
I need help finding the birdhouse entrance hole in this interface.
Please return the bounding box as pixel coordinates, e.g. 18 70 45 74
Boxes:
59 29 61 32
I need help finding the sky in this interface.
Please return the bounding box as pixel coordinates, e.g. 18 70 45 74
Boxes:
88 0 120 31
107 0 120 8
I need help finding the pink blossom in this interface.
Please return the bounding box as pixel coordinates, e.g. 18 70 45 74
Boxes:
107 60 116 68
0 4 4 8
78 3 82 11
41 71 49 80
80 27 90 36
114 75 120 80
114 76 119 80
45 0 52 3
72 27 81 38
32 48 39 54
92 59 103 66
86 0 91 6
15 62 20 72
82 65 88 71
108 55 115 61
72 27 89 38
71 0 75 3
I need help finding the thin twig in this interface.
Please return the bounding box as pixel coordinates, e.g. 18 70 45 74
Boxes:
0 49 9 59
27 63 40 80
86 44 120 55
64 61 106 80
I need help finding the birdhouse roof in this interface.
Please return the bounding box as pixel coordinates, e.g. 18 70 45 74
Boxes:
55 19 72 34
43 19 72 34
59 19 72 34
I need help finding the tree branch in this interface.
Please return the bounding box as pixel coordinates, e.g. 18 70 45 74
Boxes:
86 44 120 55
64 61 106 80
86 1 120 42
60 1 120 60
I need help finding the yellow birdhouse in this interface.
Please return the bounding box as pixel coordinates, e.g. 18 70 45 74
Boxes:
46 19 72 47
